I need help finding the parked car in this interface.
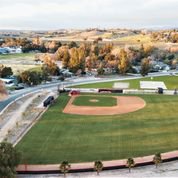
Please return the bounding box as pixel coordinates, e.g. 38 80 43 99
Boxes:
69 90 80 96
43 96 54 107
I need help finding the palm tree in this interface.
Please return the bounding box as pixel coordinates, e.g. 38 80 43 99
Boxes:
59 161 71 177
94 160 103 175
126 158 135 173
153 153 162 168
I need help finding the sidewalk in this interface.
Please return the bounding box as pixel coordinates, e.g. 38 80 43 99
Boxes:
17 160 178 178
17 150 178 173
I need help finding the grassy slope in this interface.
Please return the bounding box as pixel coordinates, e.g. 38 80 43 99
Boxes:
116 34 152 44
16 93 178 164
73 95 117 107
74 76 178 89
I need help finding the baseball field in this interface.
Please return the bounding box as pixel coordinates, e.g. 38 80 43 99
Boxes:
16 92 178 164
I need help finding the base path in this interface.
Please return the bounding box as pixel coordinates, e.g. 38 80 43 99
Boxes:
63 96 146 115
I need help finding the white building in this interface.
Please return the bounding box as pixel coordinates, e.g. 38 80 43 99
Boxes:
4 47 22 54
0 78 15 87
0 47 22 54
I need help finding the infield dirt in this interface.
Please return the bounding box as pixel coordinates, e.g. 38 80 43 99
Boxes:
63 95 146 115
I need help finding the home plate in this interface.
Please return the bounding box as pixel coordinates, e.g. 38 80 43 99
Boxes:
140 81 167 89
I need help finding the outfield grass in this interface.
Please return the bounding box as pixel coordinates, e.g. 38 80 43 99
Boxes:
74 76 178 89
72 95 117 107
0 53 35 60
16 93 178 164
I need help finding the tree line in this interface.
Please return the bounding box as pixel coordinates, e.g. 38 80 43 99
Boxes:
151 29 178 43
0 37 62 53
53 42 156 76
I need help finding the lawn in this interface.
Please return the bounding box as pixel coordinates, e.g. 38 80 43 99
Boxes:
0 53 35 60
16 93 178 164
0 53 41 74
72 95 117 107
74 76 178 90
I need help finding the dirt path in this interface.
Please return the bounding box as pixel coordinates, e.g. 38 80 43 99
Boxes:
63 96 146 115
0 93 40 142
0 90 58 144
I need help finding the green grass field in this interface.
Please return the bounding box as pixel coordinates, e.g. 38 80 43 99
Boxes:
0 53 35 60
16 93 178 164
74 76 178 89
72 95 117 107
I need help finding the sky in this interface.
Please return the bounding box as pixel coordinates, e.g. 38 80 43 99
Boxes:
0 0 178 30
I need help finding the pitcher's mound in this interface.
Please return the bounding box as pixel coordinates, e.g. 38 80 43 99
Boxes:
89 99 99 103
63 96 146 115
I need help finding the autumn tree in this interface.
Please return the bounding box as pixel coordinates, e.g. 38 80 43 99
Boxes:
42 62 60 76
48 41 62 53
42 54 60 76
68 46 86 73
118 49 131 74
62 49 70 68
85 53 98 71
78 46 86 72
139 44 154 58
140 58 150 76
104 53 115 62
143 44 154 57
69 48 80 73
100 43 113 54
55 47 70 68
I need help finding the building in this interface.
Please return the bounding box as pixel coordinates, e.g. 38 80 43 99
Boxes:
0 47 8 54
4 47 22 54
0 78 15 87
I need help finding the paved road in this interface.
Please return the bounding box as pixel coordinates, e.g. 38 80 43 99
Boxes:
0 75 136 113
0 72 174 114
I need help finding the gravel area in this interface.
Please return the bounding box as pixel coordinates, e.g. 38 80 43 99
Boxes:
0 89 58 145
